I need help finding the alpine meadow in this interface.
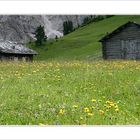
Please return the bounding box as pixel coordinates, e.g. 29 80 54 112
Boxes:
1 15 140 125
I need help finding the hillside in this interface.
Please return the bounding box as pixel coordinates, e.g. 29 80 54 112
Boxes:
29 15 140 61
0 15 86 43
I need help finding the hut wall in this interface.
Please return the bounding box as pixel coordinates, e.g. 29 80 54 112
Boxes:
104 24 140 59
0 53 33 62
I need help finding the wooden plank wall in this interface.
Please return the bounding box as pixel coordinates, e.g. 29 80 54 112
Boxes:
103 24 140 59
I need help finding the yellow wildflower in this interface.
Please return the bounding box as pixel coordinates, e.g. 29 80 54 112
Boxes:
114 105 118 109
39 123 44 126
87 113 94 117
99 110 104 115
80 117 83 120
84 107 90 113
91 99 96 103
115 108 119 112
110 103 115 107
106 101 110 104
106 105 111 109
106 100 113 104
72 105 78 108
59 109 65 115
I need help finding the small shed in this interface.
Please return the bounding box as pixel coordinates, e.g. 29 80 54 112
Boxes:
0 40 37 61
99 21 140 60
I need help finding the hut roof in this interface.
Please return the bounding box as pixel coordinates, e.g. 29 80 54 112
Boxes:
0 40 38 55
99 21 140 42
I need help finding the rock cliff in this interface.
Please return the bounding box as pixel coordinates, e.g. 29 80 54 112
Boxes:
0 15 87 43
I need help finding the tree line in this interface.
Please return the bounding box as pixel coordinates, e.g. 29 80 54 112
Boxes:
34 15 114 46
34 21 74 46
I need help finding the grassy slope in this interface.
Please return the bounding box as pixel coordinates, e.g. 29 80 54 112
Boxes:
29 15 140 61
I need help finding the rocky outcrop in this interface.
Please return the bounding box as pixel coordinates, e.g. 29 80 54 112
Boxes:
0 15 87 43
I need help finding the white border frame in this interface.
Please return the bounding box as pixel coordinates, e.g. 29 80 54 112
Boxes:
0 1 139 140
0 1 140 15
0 126 139 139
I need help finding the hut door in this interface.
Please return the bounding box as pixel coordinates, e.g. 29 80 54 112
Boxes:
121 40 137 59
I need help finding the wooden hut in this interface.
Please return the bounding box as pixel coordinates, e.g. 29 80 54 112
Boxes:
0 40 37 61
99 21 140 60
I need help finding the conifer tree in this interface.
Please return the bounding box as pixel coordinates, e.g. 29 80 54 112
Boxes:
35 25 47 46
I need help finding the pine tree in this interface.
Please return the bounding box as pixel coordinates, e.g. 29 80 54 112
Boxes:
55 35 58 42
35 25 47 46
63 21 73 35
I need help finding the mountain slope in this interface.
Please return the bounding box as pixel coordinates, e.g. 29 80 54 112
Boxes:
29 15 140 61
0 15 87 43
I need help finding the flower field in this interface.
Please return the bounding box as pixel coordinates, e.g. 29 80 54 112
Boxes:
0 60 140 125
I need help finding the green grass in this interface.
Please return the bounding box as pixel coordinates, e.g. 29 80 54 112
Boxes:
0 61 140 125
1 16 140 125
29 15 140 61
